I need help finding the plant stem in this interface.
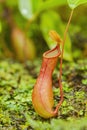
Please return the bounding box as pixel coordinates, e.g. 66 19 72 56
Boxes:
55 9 74 112
60 9 74 80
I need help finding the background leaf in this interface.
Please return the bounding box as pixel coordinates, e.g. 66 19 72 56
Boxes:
38 0 66 12
6 0 18 7
18 0 67 20
18 0 40 19
18 0 34 19
67 0 87 9
40 11 73 61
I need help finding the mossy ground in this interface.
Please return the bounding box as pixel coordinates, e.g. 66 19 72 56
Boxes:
0 58 87 130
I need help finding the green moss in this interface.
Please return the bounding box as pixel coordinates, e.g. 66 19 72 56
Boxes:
0 59 87 130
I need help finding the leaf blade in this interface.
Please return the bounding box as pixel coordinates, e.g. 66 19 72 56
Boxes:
67 0 87 9
18 0 34 19
40 11 73 61
38 0 66 12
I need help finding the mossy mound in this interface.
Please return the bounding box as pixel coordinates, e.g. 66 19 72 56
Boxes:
0 59 87 130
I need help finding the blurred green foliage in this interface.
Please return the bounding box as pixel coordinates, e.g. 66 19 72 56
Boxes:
18 0 73 61
0 21 2 33
0 0 87 61
18 0 66 19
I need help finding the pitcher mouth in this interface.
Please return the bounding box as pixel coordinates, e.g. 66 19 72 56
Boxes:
43 44 61 58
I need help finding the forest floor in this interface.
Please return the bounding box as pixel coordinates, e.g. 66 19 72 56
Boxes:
0 58 87 130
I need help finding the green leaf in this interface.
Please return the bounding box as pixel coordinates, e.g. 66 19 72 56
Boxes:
67 0 87 9
40 11 62 48
18 0 66 20
18 0 41 19
40 11 73 61
18 0 33 19
38 0 66 12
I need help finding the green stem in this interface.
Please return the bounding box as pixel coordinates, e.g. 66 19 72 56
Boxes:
60 9 74 80
55 9 74 112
